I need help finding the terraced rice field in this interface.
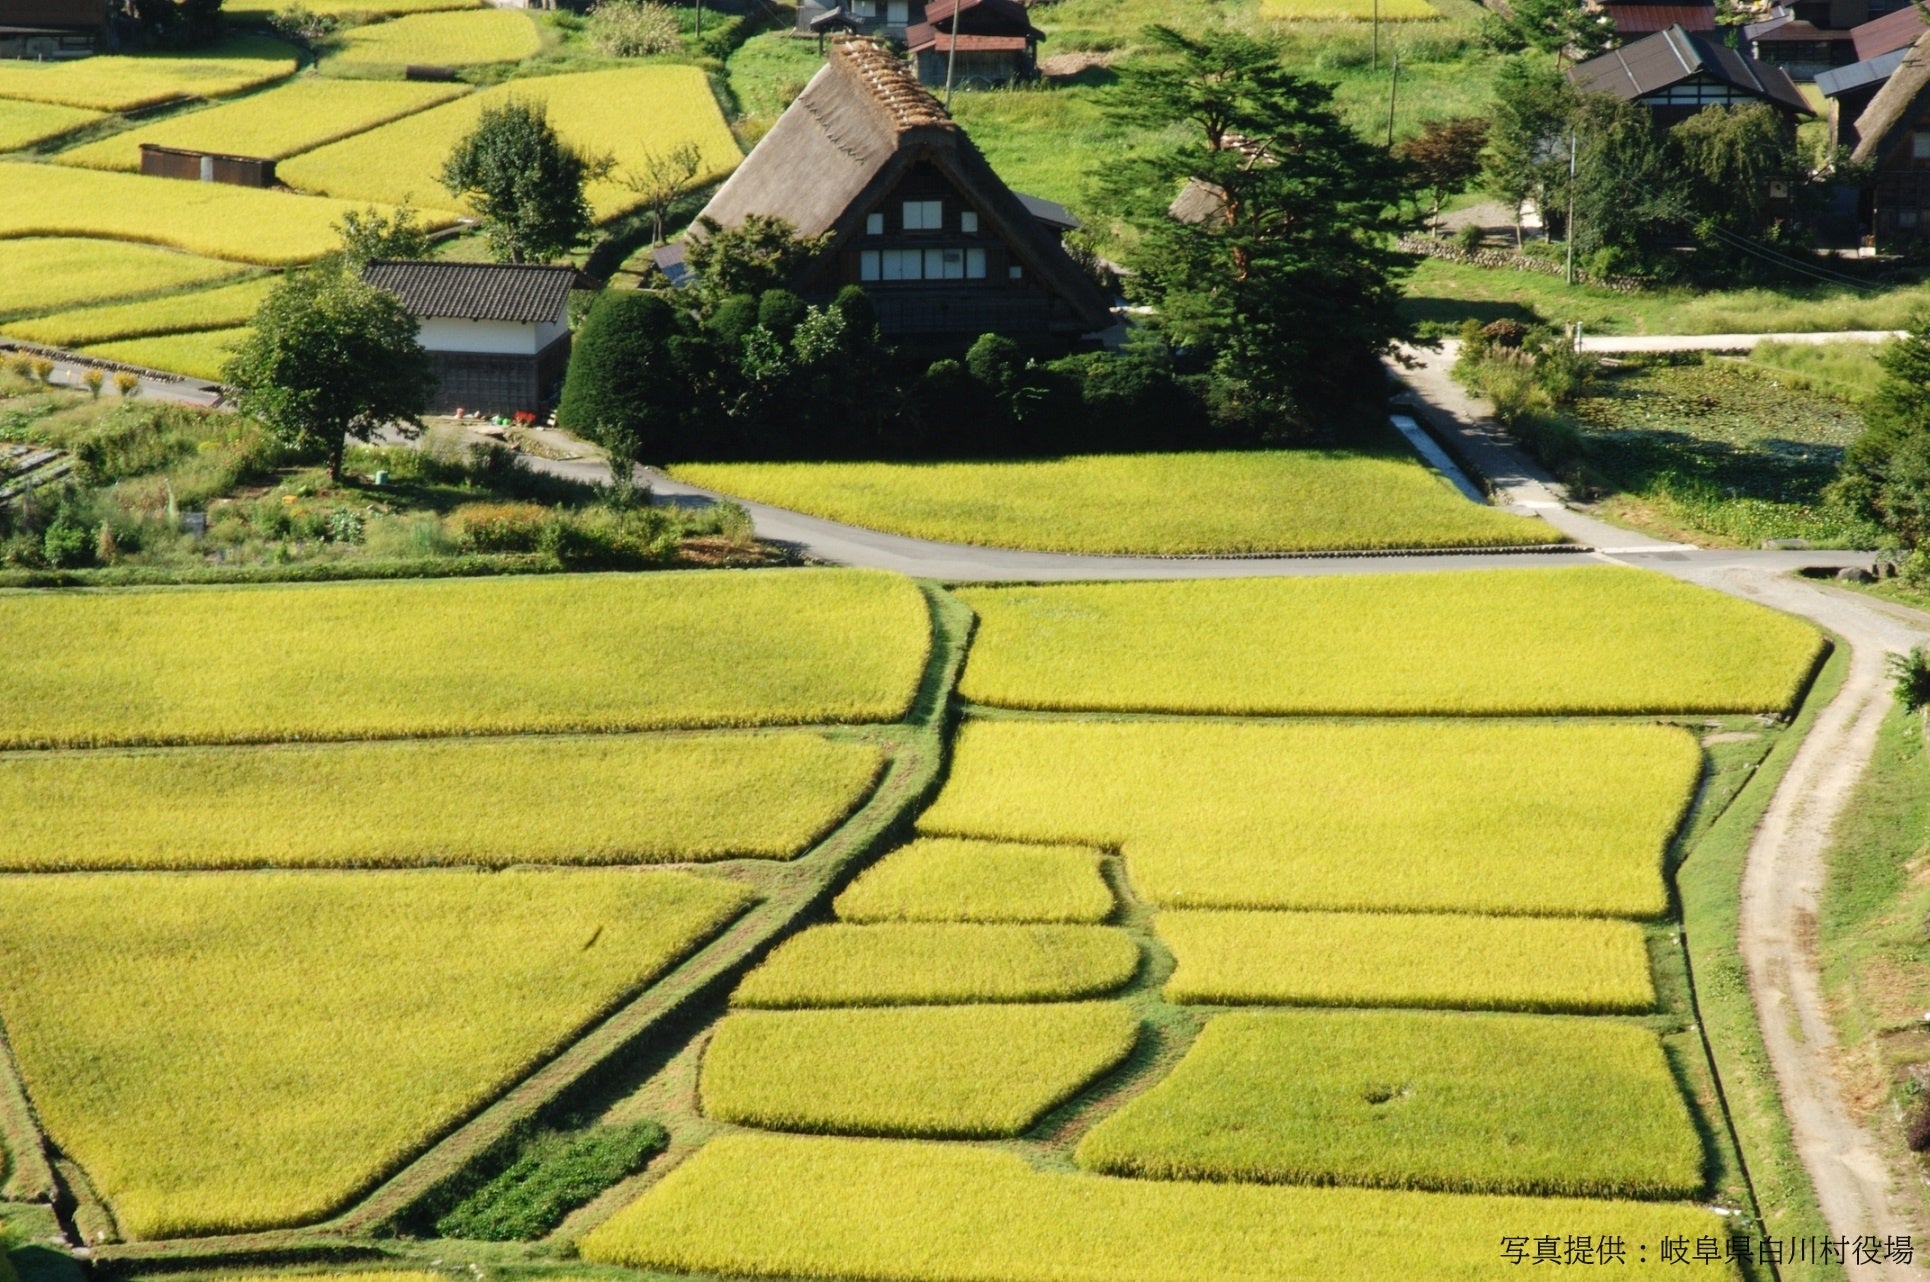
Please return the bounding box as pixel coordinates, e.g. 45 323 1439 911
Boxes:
3 275 275 346
670 450 1561 554
0 868 753 1238
700 1004 1138 1136
0 166 430 265
0 239 249 321
0 569 930 747
325 10 542 68
833 837 1116 924
82 326 249 381
278 66 741 220
579 1135 1739 1281
0 732 882 870
730 924 1141 1007
956 567 1824 716
1076 1010 1703 1197
0 99 101 150
54 78 468 171
0 36 296 110
920 719 1702 918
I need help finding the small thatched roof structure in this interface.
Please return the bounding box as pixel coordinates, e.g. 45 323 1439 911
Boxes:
687 37 1113 334
1853 28 1930 163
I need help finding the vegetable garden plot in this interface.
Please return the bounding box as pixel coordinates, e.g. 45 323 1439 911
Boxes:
0 569 930 748
701 1004 1138 1136
920 719 1701 918
0 732 881 870
0 868 752 1239
731 923 1140 1007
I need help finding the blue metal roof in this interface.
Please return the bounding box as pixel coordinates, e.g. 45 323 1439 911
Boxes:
1815 45 1907 95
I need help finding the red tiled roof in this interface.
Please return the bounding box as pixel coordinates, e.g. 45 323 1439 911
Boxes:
1608 5 1716 34
1853 4 1929 60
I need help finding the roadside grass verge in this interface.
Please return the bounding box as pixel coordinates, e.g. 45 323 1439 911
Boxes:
670 451 1560 555
324 10 542 69
1262 0 1435 16
0 568 930 747
0 731 882 870
700 1004 1139 1137
920 719 1701 917
832 837 1115 924
0 868 753 1239
0 100 101 151
1157 910 1656 1012
0 240 250 322
4 276 275 347
434 1121 667 1241
956 568 1823 716
730 924 1140 1007
1076 1009 1703 1198
81 327 249 381
0 166 433 265
279 66 740 221
0 36 296 111
578 1134 1739 1281
54 79 467 171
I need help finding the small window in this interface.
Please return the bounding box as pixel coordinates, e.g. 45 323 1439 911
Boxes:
960 210 978 233
966 247 987 278
886 0 907 22
1914 131 1930 159
903 199 944 230
881 248 922 279
860 250 881 281
866 212 884 235
1009 264 1024 280
1902 208 1923 228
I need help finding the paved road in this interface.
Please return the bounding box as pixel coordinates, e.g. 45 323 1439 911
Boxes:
1 344 223 408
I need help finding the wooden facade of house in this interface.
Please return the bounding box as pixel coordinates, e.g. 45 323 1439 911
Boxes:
1850 31 1930 241
140 143 278 187
675 37 1113 353
0 0 107 58
362 260 577 415
1568 25 1812 126
904 0 1042 87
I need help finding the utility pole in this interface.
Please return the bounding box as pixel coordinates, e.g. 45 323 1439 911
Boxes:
1564 125 1576 286
1384 44 1399 149
942 0 960 108
1372 0 1379 70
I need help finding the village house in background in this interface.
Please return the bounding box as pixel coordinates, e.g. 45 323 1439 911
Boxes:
1849 32 1930 241
1596 0 1714 42
362 260 576 415
795 0 924 44
1568 25 1812 125
904 0 1044 87
0 0 106 58
660 37 1113 353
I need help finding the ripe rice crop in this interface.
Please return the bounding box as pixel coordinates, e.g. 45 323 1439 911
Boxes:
227 0 480 14
1075 1009 1703 1198
0 36 296 111
919 719 1700 918
579 1134 1739 1281
0 867 752 1238
83 326 249 381
0 732 880 870
6 275 274 346
669 451 1560 555
1261 0 1435 16
0 99 101 150
327 10 542 67
700 1004 1138 1136
1158 910 1656 1012
833 837 1114 924
0 166 431 265
0 569 929 748
279 66 741 220
56 79 467 171
0 240 248 321
956 567 1824 716
731 924 1140 1007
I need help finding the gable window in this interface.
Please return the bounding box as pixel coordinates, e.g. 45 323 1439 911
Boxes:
902 199 944 230
860 246 990 282
866 212 884 234
1915 132 1930 159
960 210 979 233
886 0 907 22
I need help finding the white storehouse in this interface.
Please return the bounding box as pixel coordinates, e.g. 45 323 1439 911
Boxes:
362 260 576 415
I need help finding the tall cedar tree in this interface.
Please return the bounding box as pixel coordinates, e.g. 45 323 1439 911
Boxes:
1484 57 1578 243
441 99 612 264
1395 116 1490 231
224 264 435 482
1483 0 1610 61
1097 25 1416 439
1830 316 1930 546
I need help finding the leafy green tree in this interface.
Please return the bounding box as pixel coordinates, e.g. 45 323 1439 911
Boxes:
1669 103 1800 235
622 141 703 246
1096 25 1416 440
335 202 432 265
1483 0 1608 60
1570 92 1691 265
556 290 698 463
1395 115 1490 231
1484 57 1578 243
224 264 434 482
1830 317 1930 546
440 99 613 264
684 214 833 309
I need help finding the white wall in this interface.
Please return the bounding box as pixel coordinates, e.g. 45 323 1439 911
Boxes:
419 317 543 355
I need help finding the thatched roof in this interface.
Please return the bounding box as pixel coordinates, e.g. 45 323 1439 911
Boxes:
1853 28 1930 163
1567 24 1810 115
689 37 1112 331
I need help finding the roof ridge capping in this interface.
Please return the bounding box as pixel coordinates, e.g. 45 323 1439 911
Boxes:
829 34 955 133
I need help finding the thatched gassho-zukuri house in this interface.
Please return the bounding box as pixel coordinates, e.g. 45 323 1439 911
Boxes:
1850 29 1930 240
671 37 1114 353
